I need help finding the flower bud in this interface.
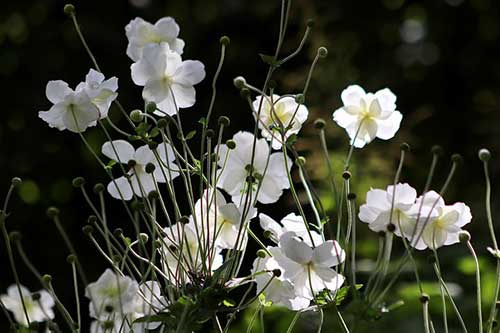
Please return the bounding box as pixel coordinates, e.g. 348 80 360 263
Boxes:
419 293 430 303
478 148 491 162
206 129 215 138
72 177 85 188
386 223 396 232
42 274 52 285
31 292 41 301
218 116 230 127
431 145 443 156
263 230 273 239
347 192 356 200
128 159 137 168
246 175 256 183
240 88 250 99
145 101 157 114
11 177 22 188
378 231 386 238
93 183 105 194
104 305 114 313
82 225 94 235
157 118 169 128
295 94 305 104
306 19 315 27
66 254 77 264
113 228 123 238
458 230 471 243
9 231 21 242
272 269 282 277
400 142 410 152
46 207 60 219
88 215 97 224
226 140 236 150
256 249 267 258
103 321 115 329
139 233 149 243
220 36 230 46
318 46 328 58
63 4 75 16
148 190 159 200
233 76 246 90
145 163 156 174
451 153 463 165
342 171 351 179
130 109 143 123
178 216 190 224
148 141 158 150
295 156 306 166
314 118 326 129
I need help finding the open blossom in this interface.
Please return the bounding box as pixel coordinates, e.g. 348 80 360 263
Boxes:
252 253 310 311
409 191 472 250
126 17 185 61
39 70 118 133
216 131 291 204
273 232 345 299
253 94 309 149
131 43 205 116
102 140 179 200
161 221 223 285
0 284 55 327
194 189 256 249
358 183 418 236
332 85 402 148
259 212 323 245
85 269 139 320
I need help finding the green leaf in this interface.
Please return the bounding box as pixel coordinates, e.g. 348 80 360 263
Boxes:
135 122 151 136
185 130 197 140
198 117 207 126
150 127 160 138
105 159 116 170
222 299 236 307
286 133 298 146
210 257 235 286
259 53 280 67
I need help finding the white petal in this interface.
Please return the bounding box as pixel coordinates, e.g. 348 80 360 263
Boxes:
374 88 397 111
280 232 313 264
170 83 196 108
130 43 167 86
134 145 155 165
39 103 66 130
332 107 357 128
154 17 180 40
376 111 402 140
85 69 105 84
312 240 346 267
173 60 206 86
46 80 72 104
107 176 133 200
341 85 366 106
102 140 135 163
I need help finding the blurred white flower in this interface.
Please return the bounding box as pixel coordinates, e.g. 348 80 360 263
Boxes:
102 140 179 200
85 269 139 320
259 212 322 245
126 17 185 61
358 183 418 236
131 281 167 331
216 131 291 204
0 284 55 327
274 232 345 299
131 43 205 116
252 94 308 149
194 189 256 249
332 85 402 148
252 252 310 311
76 69 118 119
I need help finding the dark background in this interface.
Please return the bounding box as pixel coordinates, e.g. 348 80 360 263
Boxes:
1 0 499 331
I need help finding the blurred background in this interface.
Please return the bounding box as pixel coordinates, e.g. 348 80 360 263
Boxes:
1 0 500 331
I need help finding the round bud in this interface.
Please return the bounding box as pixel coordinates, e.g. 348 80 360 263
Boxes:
63 4 75 16
427 254 436 264
148 190 159 200
157 118 169 128
306 19 315 27
87 215 97 224
9 231 21 242
220 36 230 46
104 305 114 313
127 159 137 168
93 183 105 194
419 293 430 303
377 231 386 238
72 177 85 188
263 230 273 239
272 269 282 277
253 172 263 181
42 274 52 285
240 88 250 99
256 249 267 258
295 94 305 104
245 164 254 172
347 192 356 200
431 145 443 156
131 201 144 211
145 163 156 174
246 175 255 183
386 223 396 232
113 228 123 238
318 46 328 58
342 171 351 179
458 230 471 243
478 148 491 162
218 116 230 127
66 254 77 264
206 129 215 138
233 76 246 90
400 142 410 152
314 118 326 129
112 254 121 263
145 101 157 114
103 321 115 329
179 216 190 224
11 177 22 187
82 225 94 235
46 207 60 219
451 153 463 164
148 141 158 150
226 140 236 150
295 156 306 166
130 109 143 123
139 233 149 243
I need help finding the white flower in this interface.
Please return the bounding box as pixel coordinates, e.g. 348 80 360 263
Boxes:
102 140 179 200
194 189 256 249
126 17 185 61
216 131 291 204
39 71 118 133
252 94 309 150
252 253 310 311
85 269 139 320
259 212 323 245
161 222 223 285
274 232 345 299
358 183 418 236
0 284 55 327
410 191 472 249
332 85 402 148
131 43 205 116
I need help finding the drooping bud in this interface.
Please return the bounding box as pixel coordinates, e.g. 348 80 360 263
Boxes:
218 116 230 127
272 269 282 277
178 216 190 224
451 153 463 165
295 156 306 166
148 190 159 200
219 36 230 46
295 94 305 104
314 118 326 129
342 171 351 179
82 225 94 235
157 117 169 128
130 109 143 123
66 254 77 264
458 230 471 243
386 223 396 232
46 207 60 218
63 4 75 16
9 231 22 242
478 148 491 162
93 183 105 194
139 233 149 243
306 19 315 27
206 129 215 138
400 142 410 152
42 274 52 285
347 192 356 201
226 140 236 150
419 293 430 303
148 141 158 150
72 177 85 188
11 177 22 188
145 163 156 174
256 249 267 258
145 101 157 114
233 76 246 90
318 46 328 58
431 145 443 156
